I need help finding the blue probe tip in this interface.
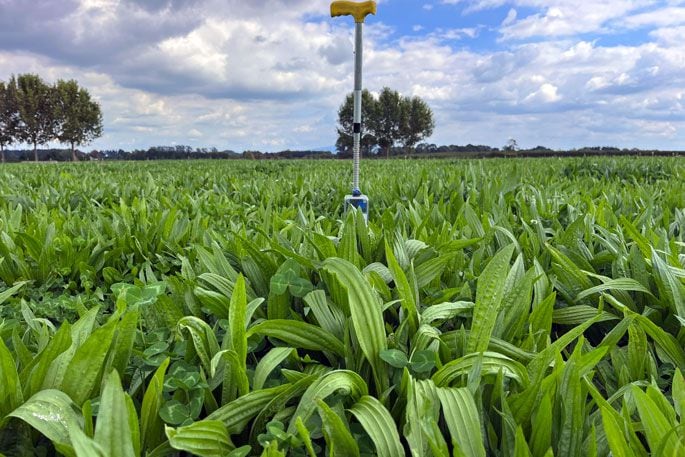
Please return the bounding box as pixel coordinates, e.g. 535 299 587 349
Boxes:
352 189 362 196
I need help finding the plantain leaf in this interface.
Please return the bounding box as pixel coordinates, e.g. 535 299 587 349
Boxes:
436 386 486 457
8 389 82 452
0 338 22 417
61 319 117 406
349 395 405 457
287 370 368 434
208 384 292 434
141 358 171 451
248 319 345 357
253 347 295 391
166 420 234 457
317 399 360 457
94 370 136 457
321 258 388 393
468 244 515 354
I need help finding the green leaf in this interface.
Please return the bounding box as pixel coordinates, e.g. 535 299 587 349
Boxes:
436 386 486 457
468 244 515 353
288 370 368 434
253 347 295 391
600 405 636 457
349 396 405 457
575 278 653 301
384 241 419 336
141 358 170 451
409 350 436 374
178 316 220 377
317 399 360 457
421 301 474 325
304 289 345 340
0 338 22 417
8 389 82 452
552 306 619 325
248 319 345 357
631 384 680 455
208 384 292 434
166 420 234 457
229 274 248 381
94 370 136 457
0 280 27 305
160 400 191 425
321 258 389 393
61 319 117 406
380 349 409 369
433 351 528 387
295 416 317 457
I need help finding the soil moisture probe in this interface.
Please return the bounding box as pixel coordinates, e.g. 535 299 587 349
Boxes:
331 0 376 223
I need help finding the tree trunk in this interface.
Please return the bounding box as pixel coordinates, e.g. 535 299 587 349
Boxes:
33 142 38 162
71 142 77 162
385 145 390 159
1 144 4 163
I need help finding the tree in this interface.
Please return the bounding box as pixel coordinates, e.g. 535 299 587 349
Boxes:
399 96 434 154
16 74 56 161
0 77 20 163
372 87 403 158
53 79 103 161
335 89 377 157
336 87 435 158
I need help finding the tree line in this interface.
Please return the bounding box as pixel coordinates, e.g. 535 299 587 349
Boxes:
336 87 435 157
0 74 103 162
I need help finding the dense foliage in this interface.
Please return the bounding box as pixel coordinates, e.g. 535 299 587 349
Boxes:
0 157 684 456
0 74 103 162
337 87 435 157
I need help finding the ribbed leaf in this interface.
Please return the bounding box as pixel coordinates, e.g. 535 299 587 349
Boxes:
288 370 368 434
248 319 344 357
166 420 233 457
384 242 419 336
600 405 636 457
0 280 27 305
0 338 22 417
141 358 170 451
178 316 220 376
321 258 388 392
61 319 117 406
304 289 345 340
436 387 486 457
317 399 360 457
552 306 619 325
576 278 652 301
631 385 680 455
228 274 249 393
421 302 474 325
468 244 515 353
253 347 295 391
94 370 136 457
208 384 291 434
349 396 405 457
433 352 529 387
8 389 82 451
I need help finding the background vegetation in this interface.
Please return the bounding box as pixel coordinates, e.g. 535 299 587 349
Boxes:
0 157 683 456
0 74 103 162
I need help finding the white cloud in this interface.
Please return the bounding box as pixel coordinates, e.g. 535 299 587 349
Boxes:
1 0 684 151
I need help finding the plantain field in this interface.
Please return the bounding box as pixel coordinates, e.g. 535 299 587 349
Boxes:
0 157 684 457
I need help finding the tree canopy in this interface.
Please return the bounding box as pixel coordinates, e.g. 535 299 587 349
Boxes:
0 74 103 162
336 87 434 157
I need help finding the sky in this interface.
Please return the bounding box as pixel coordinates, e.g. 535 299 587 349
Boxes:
1 0 684 152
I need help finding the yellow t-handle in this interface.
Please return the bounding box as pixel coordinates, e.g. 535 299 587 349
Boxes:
330 1 377 23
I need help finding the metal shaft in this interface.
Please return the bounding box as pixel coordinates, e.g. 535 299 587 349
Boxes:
352 21 363 195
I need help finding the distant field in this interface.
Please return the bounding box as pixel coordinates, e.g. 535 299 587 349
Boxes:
0 157 684 456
